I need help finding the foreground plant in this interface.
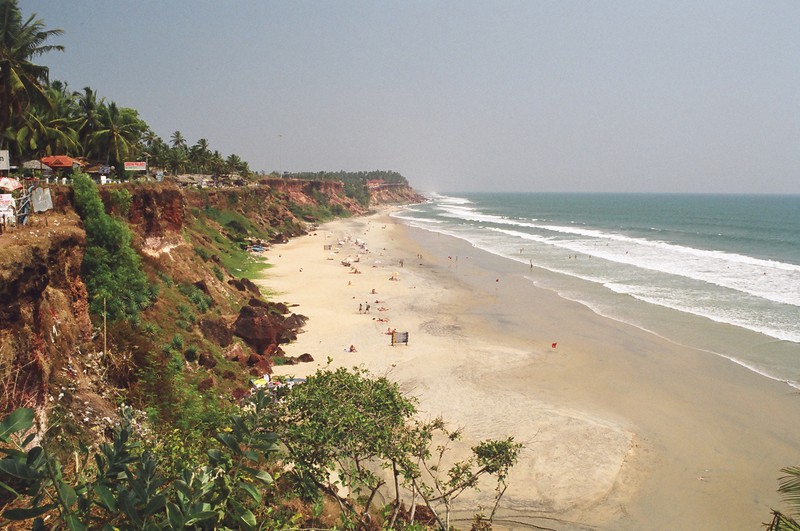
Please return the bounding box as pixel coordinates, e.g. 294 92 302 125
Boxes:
0 391 281 529
768 466 800 530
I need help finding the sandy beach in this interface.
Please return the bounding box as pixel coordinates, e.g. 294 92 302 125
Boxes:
263 208 800 530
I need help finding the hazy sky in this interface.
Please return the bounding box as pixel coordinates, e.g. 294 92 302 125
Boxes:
25 1 800 193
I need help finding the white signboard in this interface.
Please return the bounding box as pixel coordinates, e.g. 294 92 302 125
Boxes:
124 161 147 171
0 150 8 171
0 193 15 224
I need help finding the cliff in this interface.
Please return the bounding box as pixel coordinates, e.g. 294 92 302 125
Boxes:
0 180 423 434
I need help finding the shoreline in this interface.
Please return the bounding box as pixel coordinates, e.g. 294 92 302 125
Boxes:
264 208 800 530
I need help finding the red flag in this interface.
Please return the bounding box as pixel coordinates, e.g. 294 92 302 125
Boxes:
551 342 558 349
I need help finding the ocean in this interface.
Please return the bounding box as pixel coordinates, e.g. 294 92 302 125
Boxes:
393 192 800 387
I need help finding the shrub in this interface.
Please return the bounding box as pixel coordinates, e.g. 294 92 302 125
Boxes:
170 334 184 351
72 173 154 321
184 344 198 362
109 187 133 215
0 396 281 529
193 246 210 260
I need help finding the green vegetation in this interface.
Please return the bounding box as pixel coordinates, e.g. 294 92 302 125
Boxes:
0 396 283 529
190 206 273 279
72 172 155 321
768 467 800 529
0 368 522 529
108 187 132 215
0 0 250 178
268 366 523 530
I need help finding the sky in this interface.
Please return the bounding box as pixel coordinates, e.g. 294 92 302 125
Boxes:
24 0 800 194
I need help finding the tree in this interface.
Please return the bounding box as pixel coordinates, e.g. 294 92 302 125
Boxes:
768 467 800 530
225 153 248 176
167 145 188 175
0 0 63 151
270 366 522 529
89 102 147 176
74 85 102 150
169 130 186 150
189 138 210 173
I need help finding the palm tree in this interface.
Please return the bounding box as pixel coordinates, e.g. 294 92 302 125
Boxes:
143 134 169 170
74 86 103 152
166 145 188 175
169 130 186 150
12 81 79 157
225 153 249 176
0 0 64 150
189 137 211 173
767 467 800 530
90 101 146 177
209 149 225 179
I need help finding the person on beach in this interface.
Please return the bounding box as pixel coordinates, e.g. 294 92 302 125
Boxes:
365 303 370 313
359 303 362 314
348 345 357 352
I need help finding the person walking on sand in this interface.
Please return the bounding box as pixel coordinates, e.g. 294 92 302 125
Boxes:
365 303 371 314
359 303 363 314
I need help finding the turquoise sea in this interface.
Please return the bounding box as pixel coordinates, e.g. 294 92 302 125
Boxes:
393 193 800 387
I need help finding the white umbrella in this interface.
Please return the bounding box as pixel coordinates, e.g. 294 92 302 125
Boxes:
0 177 22 191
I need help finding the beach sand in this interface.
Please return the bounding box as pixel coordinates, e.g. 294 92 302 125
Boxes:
263 209 800 530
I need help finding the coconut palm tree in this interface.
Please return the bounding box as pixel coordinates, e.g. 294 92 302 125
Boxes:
189 137 211 173
169 130 186 150
12 81 79 157
225 153 249 176
0 0 64 150
74 86 103 151
90 101 147 177
167 145 188 175
767 467 800 530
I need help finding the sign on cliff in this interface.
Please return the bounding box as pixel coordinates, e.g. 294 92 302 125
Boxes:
124 161 147 172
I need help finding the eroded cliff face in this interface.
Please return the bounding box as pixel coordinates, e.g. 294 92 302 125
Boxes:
0 209 91 412
0 180 422 426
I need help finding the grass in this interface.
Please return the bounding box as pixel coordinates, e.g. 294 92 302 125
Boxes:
191 208 272 279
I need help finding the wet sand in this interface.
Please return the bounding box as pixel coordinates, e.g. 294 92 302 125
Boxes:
263 209 800 530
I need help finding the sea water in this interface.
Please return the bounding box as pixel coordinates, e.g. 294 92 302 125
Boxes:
393 192 800 387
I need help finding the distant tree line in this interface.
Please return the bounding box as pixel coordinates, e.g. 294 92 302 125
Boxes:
0 0 249 178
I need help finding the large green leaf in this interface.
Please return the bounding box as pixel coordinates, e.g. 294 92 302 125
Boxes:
0 458 40 480
93 484 116 511
237 481 262 503
0 409 34 442
184 510 218 526
166 501 185 529
240 466 272 485
215 433 241 456
3 503 57 520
